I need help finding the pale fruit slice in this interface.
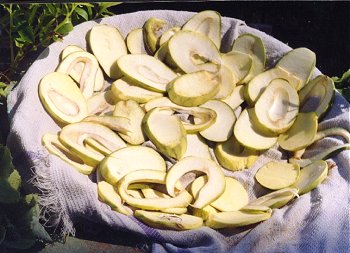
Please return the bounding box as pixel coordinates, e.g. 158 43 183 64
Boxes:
38 72 88 124
168 70 219 107
221 51 252 84
234 109 278 150
59 122 126 167
117 170 192 210
113 100 146 145
160 207 188 215
166 156 225 209
206 210 272 229
254 79 299 134
292 160 328 195
143 17 167 54
159 26 180 46
192 205 218 221
222 85 245 110
117 54 177 92
42 133 94 175
141 188 170 199
182 10 221 49
249 188 299 209
134 210 203 230
214 65 237 99
278 112 318 151
99 146 166 185
240 205 271 214
168 30 221 73
87 90 116 116
127 189 144 199
299 75 335 119
111 78 163 104
197 100 236 142
144 97 176 112
126 28 147 54
255 161 300 190
183 134 212 160
214 135 259 171
88 25 127 79
143 107 187 159
97 181 131 215
56 51 101 98
84 137 112 156
231 33 265 84
276 47 316 90
60 45 84 60
313 128 350 144
246 67 301 105
191 176 249 212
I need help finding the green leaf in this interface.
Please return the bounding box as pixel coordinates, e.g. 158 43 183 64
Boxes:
56 20 74 35
0 145 15 179
0 170 21 204
75 6 88 21
3 238 36 249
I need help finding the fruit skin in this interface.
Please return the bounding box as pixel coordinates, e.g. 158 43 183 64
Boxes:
143 17 167 54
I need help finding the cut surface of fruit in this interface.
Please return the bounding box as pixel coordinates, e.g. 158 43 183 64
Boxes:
183 134 212 160
190 176 249 211
59 122 126 167
126 28 147 54
88 25 127 79
134 210 203 230
168 30 221 73
222 85 245 110
221 51 252 83
87 91 115 116
214 134 259 171
234 109 278 150
255 161 300 190
38 72 88 124
60 45 84 60
276 47 316 90
111 78 163 104
278 112 318 151
192 205 218 221
197 100 236 142
299 75 335 119
182 10 221 49
292 160 328 195
254 79 299 134
166 156 225 209
99 146 166 185
159 26 180 46
143 107 187 159
117 54 177 92
143 17 167 54
168 70 220 107
249 188 299 209
214 65 237 99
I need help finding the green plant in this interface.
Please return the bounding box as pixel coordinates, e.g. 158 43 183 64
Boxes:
332 68 350 102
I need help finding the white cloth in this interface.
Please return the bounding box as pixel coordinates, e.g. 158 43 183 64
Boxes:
6 10 350 253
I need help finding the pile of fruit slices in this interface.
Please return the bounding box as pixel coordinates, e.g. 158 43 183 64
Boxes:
38 10 349 230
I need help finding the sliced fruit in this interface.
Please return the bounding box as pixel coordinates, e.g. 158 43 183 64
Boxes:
214 65 237 99
56 51 102 98
190 176 249 211
134 210 203 230
38 72 88 124
255 161 300 190
240 205 272 214
143 17 167 54
234 109 278 150
117 54 177 92
214 134 259 171
111 78 163 104
159 26 180 46
249 188 299 209
183 134 212 160
192 205 218 221
254 79 299 134
166 156 225 209
60 45 84 60
144 97 176 112
88 25 127 79
117 170 192 210
97 181 131 215
276 47 316 90
182 10 221 49
99 146 166 185
222 85 245 110
292 160 328 195
299 75 335 119
127 189 144 199
126 28 146 54
59 122 126 167
143 107 187 159
87 91 116 116
231 33 265 83
168 30 221 73
206 210 272 229
42 133 94 175
246 67 301 105
113 100 146 145
197 100 236 142
313 127 350 144
83 115 129 134
168 70 220 107
278 112 318 151
221 51 252 84
141 187 170 199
